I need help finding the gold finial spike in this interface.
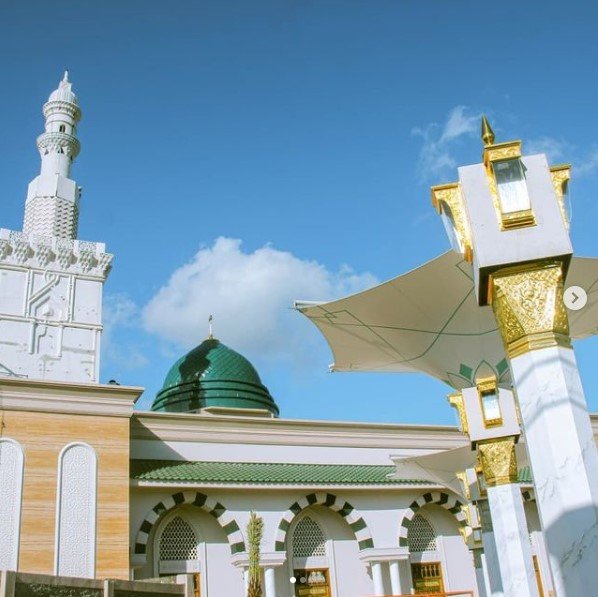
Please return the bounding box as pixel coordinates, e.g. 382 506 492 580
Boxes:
208 314 213 339
481 115 495 147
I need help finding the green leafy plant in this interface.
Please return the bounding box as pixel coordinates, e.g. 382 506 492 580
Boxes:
246 511 264 597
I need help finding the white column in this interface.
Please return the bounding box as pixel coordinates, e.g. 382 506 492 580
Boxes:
243 568 249 593
264 566 276 597
480 553 493 597
389 560 403 595
478 500 504 597
371 561 384 596
510 345 598 594
472 549 488 597
486 484 538 596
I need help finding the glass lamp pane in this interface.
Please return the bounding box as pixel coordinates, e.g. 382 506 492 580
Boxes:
481 391 501 424
493 159 530 213
440 204 463 253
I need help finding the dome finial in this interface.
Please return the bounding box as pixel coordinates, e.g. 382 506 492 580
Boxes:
208 314 214 340
63 69 69 83
481 115 495 147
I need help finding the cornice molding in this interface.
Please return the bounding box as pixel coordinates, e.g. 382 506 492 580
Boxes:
0 377 143 418
131 411 468 449
0 229 112 278
131 480 441 491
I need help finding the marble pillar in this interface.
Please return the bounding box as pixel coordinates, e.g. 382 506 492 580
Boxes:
264 566 276 597
510 345 598 594
472 549 488 597
478 501 504 597
371 561 384 596
486 483 538 596
389 560 402 595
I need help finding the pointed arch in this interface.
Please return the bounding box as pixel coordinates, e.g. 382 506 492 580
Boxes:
398 491 469 548
407 513 437 552
274 492 373 552
292 515 327 558
134 491 245 563
159 515 199 562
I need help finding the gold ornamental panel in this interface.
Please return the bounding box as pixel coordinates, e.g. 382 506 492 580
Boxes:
477 436 518 486
431 183 473 262
550 164 571 230
489 262 571 359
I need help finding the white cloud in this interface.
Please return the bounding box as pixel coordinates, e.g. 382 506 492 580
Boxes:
576 150 598 177
527 137 598 178
102 293 148 369
526 136 568 162
142 237 378 363
413 106 481 180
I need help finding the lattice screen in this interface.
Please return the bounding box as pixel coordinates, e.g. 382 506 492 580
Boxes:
292 516 326 557
407 514 437 552
159 516 198 561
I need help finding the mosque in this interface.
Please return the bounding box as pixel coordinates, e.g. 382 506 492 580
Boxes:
0 74 593 597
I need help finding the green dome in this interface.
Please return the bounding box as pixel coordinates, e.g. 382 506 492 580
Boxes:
151 338 279 416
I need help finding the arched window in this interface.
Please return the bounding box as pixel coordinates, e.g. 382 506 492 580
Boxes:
0 439 24 571
408 513 437 552
55 443 97 578
159 516 198 562
292 516 326 558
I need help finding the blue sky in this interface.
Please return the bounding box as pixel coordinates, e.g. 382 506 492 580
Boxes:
2 0 598 424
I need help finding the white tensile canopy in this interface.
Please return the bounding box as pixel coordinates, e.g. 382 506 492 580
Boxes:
296 252 598 389
389 444 530 497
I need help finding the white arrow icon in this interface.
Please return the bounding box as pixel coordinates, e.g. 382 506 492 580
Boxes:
564 286 587 311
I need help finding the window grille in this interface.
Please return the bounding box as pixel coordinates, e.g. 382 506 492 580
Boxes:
292 516 326 558
407 514 437 552
159 516 198 561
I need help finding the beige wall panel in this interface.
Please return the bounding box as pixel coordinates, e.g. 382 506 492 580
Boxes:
0 409 131 579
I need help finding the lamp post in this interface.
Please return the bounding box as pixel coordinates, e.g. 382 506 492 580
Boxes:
450 383 538 596
432 118 598 594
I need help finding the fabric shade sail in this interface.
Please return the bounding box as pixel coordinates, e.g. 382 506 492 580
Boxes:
296 252 598 389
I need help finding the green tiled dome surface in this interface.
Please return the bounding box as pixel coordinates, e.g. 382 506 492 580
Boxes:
151 338 279 415
131 460 426 485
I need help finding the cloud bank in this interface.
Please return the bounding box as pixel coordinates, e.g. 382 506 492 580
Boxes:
142 237 377 362
412 106 481 179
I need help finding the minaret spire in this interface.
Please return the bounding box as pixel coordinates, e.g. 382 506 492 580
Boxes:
22 73 82 239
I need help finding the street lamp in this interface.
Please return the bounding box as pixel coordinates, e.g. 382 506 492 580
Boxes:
433 117 598 594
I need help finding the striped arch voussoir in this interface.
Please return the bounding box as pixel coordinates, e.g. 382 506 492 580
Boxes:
398 491 471 548
274 492 373 553
134 491 245 560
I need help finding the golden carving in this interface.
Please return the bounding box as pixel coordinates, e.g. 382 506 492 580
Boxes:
483 140 522 167
431 183 473 262
477 437 518 486
447 391 469 435
489 262 571 358
456 470 471 501
550 164 571 230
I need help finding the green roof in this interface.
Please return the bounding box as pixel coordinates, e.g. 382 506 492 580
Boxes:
517 466 533 483
151 338 279 416
131 460 428 486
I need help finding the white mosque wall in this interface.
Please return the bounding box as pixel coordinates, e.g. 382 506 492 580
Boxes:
131 438 440 465
131 486 479 596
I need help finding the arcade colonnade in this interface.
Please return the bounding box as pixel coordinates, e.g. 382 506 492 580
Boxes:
131 488 502 596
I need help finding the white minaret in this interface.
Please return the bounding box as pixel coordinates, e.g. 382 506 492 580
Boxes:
0 73 112 383
24 71 82 239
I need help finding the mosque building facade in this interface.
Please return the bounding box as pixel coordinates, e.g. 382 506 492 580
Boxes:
1 75 594 597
